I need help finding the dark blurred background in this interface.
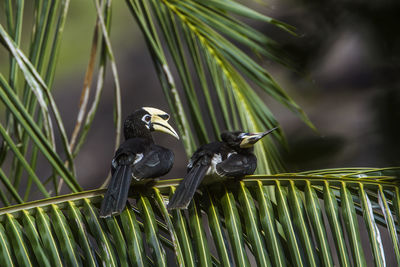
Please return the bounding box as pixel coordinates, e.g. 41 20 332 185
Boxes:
272 0 400 172
2 0 399 190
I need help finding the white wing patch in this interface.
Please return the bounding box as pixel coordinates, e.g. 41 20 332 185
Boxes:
206 153 222 175
215 152 236 177
187 158 194 169
134 153 144 164
111 158 118 169
227 152 237 158
132 153 144 181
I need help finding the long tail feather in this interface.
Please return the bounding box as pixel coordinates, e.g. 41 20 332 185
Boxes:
168 163 209 210
100 165 132 217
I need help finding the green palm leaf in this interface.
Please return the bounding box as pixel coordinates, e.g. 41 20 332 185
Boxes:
0 223 14 267
304 181 334 266
323 181 351 266
0 0 122 202
1 1 399 266
0 0 308 204
0 168 397 265
125 0 313 174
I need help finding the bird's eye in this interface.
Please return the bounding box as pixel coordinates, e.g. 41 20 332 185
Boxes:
142 114 151 123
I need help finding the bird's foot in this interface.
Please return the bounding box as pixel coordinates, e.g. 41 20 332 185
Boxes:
145 178 159 187
233 176 243 182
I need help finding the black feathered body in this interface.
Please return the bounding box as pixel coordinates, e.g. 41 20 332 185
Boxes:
111 138 174 179
168 140 257 209
188 142 256 180
100 138 174 217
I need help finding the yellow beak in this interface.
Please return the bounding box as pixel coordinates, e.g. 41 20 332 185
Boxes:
143 107 179 139
239 127 278 148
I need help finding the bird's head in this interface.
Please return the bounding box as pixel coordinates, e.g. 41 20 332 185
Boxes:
124 107 179 140
221 127 278 150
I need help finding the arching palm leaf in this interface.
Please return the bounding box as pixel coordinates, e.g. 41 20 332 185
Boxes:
0 0 117 202
0 168 398 266
0 0 309 204
1 1 399 266
125 0 315 174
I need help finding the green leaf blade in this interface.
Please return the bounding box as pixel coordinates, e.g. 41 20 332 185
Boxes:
275 181 304 266
154 188 185 267
0 223 14 267
120 204 147 267
21 211 51 267
256 182 286 267
82 199 117 267
206 191 233 267
35 207 62 266
238 182 271 266
392 187 400 237
188 198 212 267
170 187 196 267
378 186 400 265
221 187 250 267
138 195 167 267
5 214 32 266
358 184 385 267
104 216 129 267
287 181 318 266
341 182 366 266
67 201 97 267
50 204 81 266
323 182 351 266
304 182 333 267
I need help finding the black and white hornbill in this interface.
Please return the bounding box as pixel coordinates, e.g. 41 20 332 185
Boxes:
167 128 278 210
100 107 179 217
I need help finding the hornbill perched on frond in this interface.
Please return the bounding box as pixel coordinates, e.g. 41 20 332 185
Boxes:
100 107 179 217
167 128 278 210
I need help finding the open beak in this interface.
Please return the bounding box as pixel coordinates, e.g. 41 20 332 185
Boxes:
239 127 278 148
143 107 180 140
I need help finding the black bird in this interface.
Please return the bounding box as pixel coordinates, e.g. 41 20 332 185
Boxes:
100 107 179 217
167 128 278 210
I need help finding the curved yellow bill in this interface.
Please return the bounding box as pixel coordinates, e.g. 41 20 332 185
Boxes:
143 107 179 139
239 127 278 148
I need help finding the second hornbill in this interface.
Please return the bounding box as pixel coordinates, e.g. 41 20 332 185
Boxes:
100 107 179 217
168 128 278 210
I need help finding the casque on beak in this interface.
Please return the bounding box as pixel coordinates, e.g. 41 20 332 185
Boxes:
239 127 278 148
143 107 180 139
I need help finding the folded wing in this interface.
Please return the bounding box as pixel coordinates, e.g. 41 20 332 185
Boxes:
168 154 211 210
100 161 133 218
216 153 257 178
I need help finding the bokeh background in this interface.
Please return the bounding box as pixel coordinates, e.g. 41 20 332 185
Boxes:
1 0 399 191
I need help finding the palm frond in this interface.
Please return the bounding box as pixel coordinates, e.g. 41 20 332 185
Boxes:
1 2 398 265
125 0 314 174
0 0 311 204
0 168 398 265
0 0 120 202
0 0 78 201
